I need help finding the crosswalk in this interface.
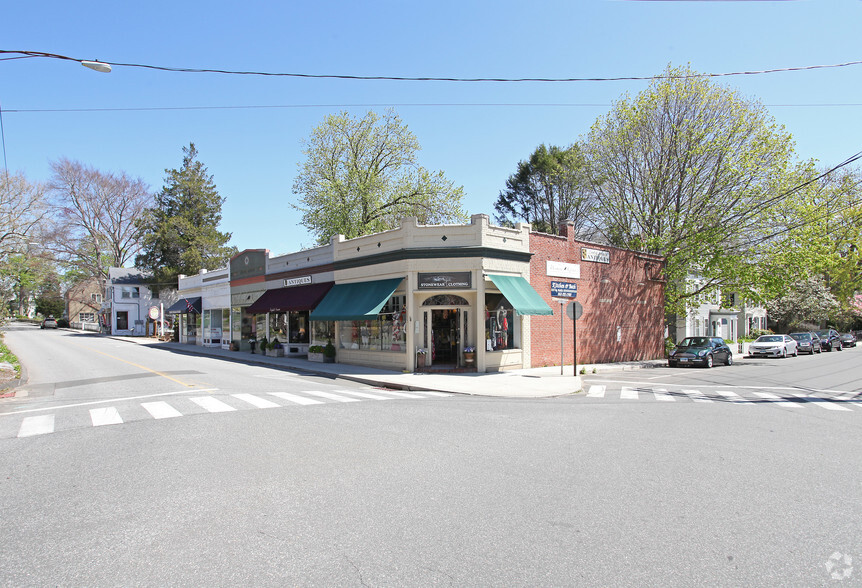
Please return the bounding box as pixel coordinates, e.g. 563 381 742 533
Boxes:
3 388 451 439
585 384 861 411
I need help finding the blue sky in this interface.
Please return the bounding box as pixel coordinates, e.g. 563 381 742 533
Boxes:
2 0 861 258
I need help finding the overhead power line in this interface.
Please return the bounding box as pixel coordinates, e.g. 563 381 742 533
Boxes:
2 50 862 83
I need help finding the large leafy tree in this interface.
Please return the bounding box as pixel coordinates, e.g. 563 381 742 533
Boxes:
494 143 596 237
135 144 237 287
46 159 152 283
586 64 797 313
293 109 468 244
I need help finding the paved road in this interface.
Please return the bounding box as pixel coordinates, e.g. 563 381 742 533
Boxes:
2 324 861 586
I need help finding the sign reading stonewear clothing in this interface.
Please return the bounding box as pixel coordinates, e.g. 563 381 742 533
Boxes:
418 272 472 289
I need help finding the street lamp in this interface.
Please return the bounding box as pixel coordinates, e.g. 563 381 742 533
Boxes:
81 60 112 73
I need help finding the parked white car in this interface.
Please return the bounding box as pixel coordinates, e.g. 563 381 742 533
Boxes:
748 334 798 358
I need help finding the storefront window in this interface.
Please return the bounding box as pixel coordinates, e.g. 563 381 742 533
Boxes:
270 313 288 342
202 310 211 343
311 321 334 347
485 293 516 351
339 295 406 352
210 309 223 344
255 313 267 340
231 307 242 344
288 312 309 343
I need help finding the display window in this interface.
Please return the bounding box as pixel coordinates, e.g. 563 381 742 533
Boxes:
339 295 406 352
484 293 516 351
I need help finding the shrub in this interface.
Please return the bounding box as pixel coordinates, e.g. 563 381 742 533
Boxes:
309 345 325 353
57 318 70 328
324 340 336 357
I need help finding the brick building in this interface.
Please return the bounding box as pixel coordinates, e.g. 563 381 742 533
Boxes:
529 222 666 366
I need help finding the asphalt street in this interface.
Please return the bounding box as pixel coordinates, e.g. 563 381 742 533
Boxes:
1 324 861 587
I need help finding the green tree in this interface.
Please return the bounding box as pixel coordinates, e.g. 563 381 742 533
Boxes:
765 275 838 331
586 64 797 313
293 109 468 244
135 144 237 287
494 143 595 237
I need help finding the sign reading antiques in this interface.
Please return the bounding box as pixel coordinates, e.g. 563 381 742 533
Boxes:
581 247 610 264
284 276 312 287
550 281 578 298
418 272 472 289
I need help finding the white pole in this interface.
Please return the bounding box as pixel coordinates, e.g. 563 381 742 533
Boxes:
160 302 165 338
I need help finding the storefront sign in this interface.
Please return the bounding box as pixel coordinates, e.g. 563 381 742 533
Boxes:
284 276 312 287
551 281 578 298
418 272 472 289
546 260 580 279
581 247 610 264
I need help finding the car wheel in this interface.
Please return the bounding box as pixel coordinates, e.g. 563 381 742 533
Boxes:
837 343 842 351
704 355 713 368
793 347 798 357
726 354 733 366
782 347 787 358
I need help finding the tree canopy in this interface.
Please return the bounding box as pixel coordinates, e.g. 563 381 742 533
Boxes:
494 143 596 238
292 109 468 245
135 144 237 288
585 64 797 312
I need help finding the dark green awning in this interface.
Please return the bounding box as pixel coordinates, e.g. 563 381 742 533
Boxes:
310 278 404 322
487 274 553 316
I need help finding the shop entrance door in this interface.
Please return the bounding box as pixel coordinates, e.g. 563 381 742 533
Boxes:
420 305 469 368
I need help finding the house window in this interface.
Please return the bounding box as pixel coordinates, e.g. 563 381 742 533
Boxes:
91 293 103 303
79 312 96 323
116 311 129 330
121 287 140 299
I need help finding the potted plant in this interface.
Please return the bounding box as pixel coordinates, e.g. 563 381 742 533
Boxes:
416 348 427 369
463 346 476 366
308 344 326 362
267 337 285 357
229 340 240 351
323 340 336 363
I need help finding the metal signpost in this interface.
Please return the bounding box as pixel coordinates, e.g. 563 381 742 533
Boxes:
566 300 584 376
552 281 581 376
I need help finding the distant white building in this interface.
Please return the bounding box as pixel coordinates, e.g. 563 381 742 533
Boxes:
101 268 158 336
674 277 767 341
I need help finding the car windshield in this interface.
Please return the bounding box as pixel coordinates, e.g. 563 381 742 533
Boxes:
756 335 782 342
815 331 831 337
678 337 708 347
789 333 809 341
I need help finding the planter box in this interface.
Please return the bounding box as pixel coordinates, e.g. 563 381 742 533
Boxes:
308 352 335 363
266 348 285 358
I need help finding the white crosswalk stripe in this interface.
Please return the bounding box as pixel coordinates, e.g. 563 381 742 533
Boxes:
231 393 280 409
142 401 183 419
715 390 754 404
300 390 361 403
620 387 638 400
335 390 396 400
190 396 236 413
790 394 853 411
587 385 606 398
751 392 805 408
268 391 324 405
90 407 123 426
682 389 713 403
652 388 675 402
371 390 427 399
18 415 55 437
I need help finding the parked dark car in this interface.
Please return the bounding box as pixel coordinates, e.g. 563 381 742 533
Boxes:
815 329 842 352
840 333 857 348
668 336 733 368
789 332 822 355
40 316 58 329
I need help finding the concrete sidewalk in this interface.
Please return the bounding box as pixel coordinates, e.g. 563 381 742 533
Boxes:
110 336 665 398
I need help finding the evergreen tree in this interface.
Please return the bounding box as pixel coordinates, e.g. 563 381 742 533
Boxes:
135 144 236 287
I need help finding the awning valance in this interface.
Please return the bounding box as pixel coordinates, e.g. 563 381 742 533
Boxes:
166 296 202 314
487 275 553 316
246 282 334 314
310 278 404 322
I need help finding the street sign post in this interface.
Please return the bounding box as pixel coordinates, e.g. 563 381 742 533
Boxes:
566 301 584 375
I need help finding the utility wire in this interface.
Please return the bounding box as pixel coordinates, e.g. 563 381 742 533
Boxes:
3 49 862 83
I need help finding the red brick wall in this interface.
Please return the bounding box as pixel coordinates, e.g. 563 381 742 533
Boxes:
530 228 665 366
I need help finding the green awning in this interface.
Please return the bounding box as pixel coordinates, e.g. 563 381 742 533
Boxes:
487 274 554 316
310 278 404 322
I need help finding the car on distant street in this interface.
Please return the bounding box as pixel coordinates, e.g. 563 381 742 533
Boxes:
840 333 857 348
40 316 58 329
748 334 798 358
789 332 822 355
815 329 842 352
668 336 733 368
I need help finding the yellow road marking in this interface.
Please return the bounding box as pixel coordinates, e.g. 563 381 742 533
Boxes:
80 345 198 387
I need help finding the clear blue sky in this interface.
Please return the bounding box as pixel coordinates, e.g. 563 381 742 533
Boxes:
2 0 861 259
